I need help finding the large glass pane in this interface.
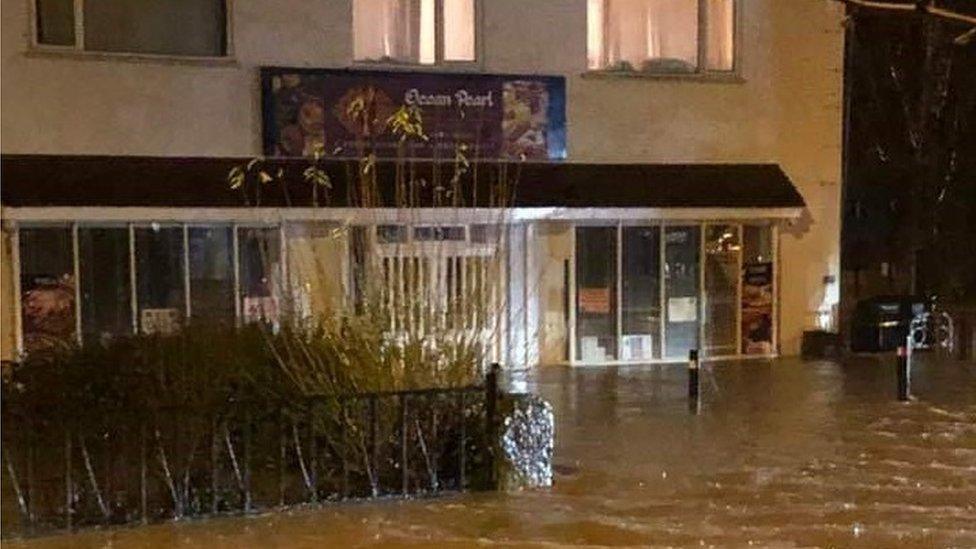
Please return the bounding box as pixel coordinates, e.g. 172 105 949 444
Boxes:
621 226 660 361
35 0 75 46
135 226 185 335
240 227 282 325
19 227 76 352
84 0 225 57
664 226 699 358
741 225 774 355
576 227 617 362
189 226 235 325
443 0 475 61
703 224 740 357
79 227 131 343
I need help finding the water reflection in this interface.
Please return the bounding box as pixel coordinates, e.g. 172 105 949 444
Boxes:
12 356 976 548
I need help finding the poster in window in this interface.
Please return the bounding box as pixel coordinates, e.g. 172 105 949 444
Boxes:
141 308 181 336
579 287 610 314
244 296 279 325
21 274 75 351
741 262 774 354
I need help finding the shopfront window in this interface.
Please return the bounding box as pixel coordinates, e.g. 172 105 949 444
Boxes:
79 227 132 344
19 227 76 352
741 225 774 354
703 224 740 357
621 226 660 361
576 227 617 361
135 226 185 335
239 227 282 325
663 226 700 358
189 226 235 324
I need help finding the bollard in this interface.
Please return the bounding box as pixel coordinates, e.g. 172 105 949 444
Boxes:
688 349 700 404
896 344 911 401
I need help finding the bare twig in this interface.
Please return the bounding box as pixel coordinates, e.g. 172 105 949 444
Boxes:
78 435 111 519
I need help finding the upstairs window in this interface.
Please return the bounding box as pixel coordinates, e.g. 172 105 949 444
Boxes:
588 0 735 74
354 0 476 65
33 0 228 57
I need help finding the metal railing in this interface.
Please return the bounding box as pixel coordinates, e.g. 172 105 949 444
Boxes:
1 365 503 538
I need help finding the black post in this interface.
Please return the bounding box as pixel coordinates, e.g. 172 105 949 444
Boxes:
457 391 466 491
340 401 349 499
308 405 318 504
27 428 35 533
400 394 408 495
140 423 148 524
897 344 911 401
688 349 700 405
278 410 286 507
211 417 219 515
64 428 72 531
242 412 252 514
485 363 500 489
369 395 378 492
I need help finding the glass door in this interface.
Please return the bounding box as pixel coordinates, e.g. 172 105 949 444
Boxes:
621 226 661 361
575 226 617 362
664 226 700 359
703 224 741 357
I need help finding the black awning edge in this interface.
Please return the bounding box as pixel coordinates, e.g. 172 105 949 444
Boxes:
1 154 805 210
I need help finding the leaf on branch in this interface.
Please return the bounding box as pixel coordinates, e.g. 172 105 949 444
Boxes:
228 166 245 189
304 167 332 189
259 171 274 184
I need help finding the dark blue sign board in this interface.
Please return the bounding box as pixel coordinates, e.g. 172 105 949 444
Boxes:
262 68 566 161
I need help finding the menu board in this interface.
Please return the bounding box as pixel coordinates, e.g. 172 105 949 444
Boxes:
741 262 774 354
262 68 567 161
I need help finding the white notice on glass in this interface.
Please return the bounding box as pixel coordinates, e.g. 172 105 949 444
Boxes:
668 297 698 322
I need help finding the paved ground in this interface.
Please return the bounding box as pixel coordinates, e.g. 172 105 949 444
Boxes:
8 355 976 547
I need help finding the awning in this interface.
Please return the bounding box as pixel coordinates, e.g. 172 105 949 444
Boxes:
1 155 805 221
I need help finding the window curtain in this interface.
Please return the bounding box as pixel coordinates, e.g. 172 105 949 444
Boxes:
353 0 424 62
704 0 735 71
443 0 475 61
604 0 698 71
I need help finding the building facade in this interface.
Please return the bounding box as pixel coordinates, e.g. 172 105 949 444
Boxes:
1 0 845 365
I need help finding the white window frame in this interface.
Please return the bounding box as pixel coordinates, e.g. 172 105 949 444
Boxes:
352 0 482 68
27 0 234 62
587 0 739 77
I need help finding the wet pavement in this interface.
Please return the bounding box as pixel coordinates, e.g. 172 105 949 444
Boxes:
9 355 976 548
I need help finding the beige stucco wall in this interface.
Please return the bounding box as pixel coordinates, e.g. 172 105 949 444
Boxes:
0 0 844 358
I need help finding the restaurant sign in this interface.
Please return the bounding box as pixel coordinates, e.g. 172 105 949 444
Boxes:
261 68 566 161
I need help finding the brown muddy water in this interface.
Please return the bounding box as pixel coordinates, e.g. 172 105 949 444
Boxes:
7 355 976 548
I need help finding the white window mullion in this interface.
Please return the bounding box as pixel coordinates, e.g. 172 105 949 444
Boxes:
183 224 191 323
72 223 82 345
735 223 743 357
73 0 85 50
659 223 666 361
698 222 706 356
232 224 241 326
11 226 24 357
129 224 138 335
616 222 623 361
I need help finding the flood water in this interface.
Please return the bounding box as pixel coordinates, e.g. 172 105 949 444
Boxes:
10 355 976 548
